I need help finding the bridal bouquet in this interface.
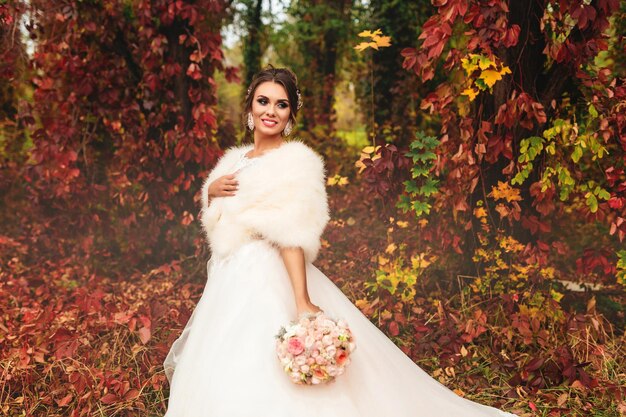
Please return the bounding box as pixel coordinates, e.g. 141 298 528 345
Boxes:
275 312 356 385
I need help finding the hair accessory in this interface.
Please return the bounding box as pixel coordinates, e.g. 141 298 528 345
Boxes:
296 89 303 110
283 120 293 136
247 112 255 131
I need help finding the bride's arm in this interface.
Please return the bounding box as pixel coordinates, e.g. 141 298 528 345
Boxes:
279 246 322 316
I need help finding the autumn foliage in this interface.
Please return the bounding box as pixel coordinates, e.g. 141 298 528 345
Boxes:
2 0 233 414
1 0 625 416
356 0 625 414
395 0 626 273
14 0 235 266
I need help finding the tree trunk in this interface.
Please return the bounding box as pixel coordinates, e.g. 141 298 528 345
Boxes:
243 0 264 90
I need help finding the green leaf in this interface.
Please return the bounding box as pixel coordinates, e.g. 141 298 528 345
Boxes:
397 196 410 212
585 192 598 213
596 188 611 201
419 179 439 197
404 180 419 194
412 200 431 216
411 166 429 178
572 145 583 163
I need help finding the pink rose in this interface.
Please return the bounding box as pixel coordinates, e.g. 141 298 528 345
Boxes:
287 337 305 355
312 368 327 379
336 349 348 366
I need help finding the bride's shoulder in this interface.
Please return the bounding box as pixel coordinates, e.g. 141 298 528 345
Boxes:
278 139 324 165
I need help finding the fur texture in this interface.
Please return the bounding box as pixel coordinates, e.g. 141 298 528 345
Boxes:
199 139 330 263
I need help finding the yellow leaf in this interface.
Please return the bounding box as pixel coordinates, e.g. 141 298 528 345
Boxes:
411 253 432 269
461 57 478 75
385 243 397 254
346 217 356 226
396 220 409 228
489 181 522 202
501 65 512 75
361 145 377 154
480 69 503 88
354 42 374 52
499 236 525 253
372 35 391 48
358 29 382 38
551 288 564 302
473 207 487 219
461 88 478 101
460 345 468 357
477 54 494 70
378 255 390 266
327 174 349 186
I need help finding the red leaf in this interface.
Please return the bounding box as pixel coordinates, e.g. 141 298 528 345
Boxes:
56 394 73 407
388 321 400 336
123 389 140 401
101 393 119 404
502 24 520 47
138 326 151 344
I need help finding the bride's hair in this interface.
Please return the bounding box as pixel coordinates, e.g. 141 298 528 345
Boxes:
243 65 301 127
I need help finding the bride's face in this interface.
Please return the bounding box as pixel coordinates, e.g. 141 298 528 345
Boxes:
250 81 292 136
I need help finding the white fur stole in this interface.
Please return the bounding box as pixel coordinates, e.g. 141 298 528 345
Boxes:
199 139 330 263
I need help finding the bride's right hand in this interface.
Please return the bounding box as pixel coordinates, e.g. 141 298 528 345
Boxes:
208 173 239 198
296 300 323 318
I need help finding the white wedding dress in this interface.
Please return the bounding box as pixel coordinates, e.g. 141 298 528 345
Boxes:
163 154 518 417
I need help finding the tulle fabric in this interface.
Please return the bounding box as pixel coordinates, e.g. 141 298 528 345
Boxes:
163 239 517 417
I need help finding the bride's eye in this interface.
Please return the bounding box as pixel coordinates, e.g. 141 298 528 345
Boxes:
257 98 268 105
278 102 289 109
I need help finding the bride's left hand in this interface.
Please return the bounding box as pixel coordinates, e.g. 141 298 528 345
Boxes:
296 300 323 317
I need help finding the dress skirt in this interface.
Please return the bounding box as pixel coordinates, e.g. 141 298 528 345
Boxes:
163 239 517 417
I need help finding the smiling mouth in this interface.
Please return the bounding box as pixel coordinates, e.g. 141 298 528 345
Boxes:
261 119 278 127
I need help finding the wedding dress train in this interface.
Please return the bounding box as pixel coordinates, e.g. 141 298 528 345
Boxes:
163 238 517 417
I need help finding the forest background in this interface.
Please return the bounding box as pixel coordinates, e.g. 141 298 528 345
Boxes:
1 0 625 416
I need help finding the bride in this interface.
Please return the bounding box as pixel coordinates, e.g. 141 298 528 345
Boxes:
163 66 518 417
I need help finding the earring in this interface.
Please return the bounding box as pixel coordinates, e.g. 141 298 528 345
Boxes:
247 112 255 131
283 120 293 136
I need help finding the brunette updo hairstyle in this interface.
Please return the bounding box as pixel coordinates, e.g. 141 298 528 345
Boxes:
243 65 301 128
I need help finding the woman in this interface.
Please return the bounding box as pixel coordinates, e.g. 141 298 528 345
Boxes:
163 66 518 417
